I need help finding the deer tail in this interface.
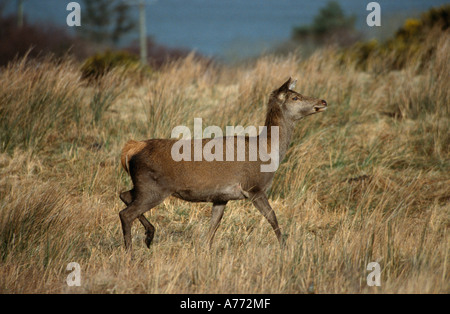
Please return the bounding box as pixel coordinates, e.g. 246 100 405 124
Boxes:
120 140 146 173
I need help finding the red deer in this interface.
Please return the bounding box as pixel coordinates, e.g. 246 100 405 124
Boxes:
119 78 327 251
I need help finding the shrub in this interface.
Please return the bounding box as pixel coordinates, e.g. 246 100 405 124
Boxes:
340 4 450 71
80 50 143 80
0 15 90 67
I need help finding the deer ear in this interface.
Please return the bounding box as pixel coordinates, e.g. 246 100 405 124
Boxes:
278 77 292 93
289 79 297 90
276 77 294 101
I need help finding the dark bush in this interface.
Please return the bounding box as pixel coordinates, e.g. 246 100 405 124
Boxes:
0 15 90 66
80 50 143 80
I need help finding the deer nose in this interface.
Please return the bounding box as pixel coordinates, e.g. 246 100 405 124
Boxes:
321 100 327 107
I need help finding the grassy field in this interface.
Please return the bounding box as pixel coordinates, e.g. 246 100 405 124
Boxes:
0 27 449 293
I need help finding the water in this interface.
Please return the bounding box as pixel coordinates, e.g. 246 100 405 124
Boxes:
4 0 449 60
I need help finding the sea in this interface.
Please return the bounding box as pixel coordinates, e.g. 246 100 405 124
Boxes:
3 0 449 60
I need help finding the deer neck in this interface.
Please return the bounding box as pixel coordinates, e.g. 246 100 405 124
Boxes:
263 97 295 163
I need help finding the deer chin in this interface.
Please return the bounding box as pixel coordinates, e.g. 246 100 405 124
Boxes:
314 106 327 112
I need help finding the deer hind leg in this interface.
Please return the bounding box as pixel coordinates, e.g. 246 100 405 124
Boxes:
120 190 133 205
250 191 284 246
207 201 227 249
138 215 155 248
120 189 155 248
119 188 168 251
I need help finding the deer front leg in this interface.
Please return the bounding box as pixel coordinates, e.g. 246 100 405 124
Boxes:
207 202 227 249
251 191 284 246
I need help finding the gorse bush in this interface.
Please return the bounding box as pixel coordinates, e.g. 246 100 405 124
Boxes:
341 4 450 71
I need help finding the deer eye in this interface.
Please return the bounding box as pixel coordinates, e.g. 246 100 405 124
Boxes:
292 96 299 101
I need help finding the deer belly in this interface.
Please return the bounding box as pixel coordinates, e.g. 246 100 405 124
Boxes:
172 184 249 203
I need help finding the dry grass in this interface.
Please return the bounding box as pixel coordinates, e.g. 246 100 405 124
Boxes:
0 31 449 293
